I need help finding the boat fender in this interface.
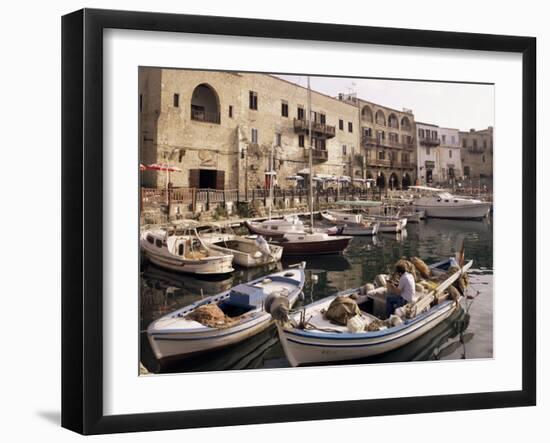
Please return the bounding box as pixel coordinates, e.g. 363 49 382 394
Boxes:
265 293 291 323
347 315 366 333
389 314 403 327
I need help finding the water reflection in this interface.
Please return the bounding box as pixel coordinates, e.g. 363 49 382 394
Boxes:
140 217 493 373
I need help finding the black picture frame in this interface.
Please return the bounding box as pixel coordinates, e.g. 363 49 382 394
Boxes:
61 8 536 435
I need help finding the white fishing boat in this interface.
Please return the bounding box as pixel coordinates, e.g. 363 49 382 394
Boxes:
321 211 379 236
320 210 363 225
363 215 408 233
198 224 283 268
140 227 234 275
147 266 305 361
409 186 492 219
271 257 472 366
245 215 339 237
273 231 352 256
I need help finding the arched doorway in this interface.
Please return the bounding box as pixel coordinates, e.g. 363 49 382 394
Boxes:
389 172 399 190
361 105 373 122
376 172 386 189
191 84 220 123
402 173 411 190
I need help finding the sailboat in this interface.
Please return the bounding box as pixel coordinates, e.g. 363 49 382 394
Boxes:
271 76 352 256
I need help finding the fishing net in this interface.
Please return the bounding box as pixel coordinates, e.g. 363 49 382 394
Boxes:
324 296 361 326
410 256 431 279
185 304 237 328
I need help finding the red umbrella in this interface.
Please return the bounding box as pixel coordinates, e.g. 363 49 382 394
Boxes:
146 163 182 172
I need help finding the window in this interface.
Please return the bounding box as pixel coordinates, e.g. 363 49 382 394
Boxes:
228 105 233 118
249 91 258 110
482 154 486 163
451 136 456 144
139 94 143 112
473 139 478 148
155 239 162 248
449 150 452 158
173 93 179 107
364 128 372 137
462 139 467 148
402 153 409 163
419 128 425 138
483 140 487 149
378 151 385 160
281 101 288 117
146 235 154 244
298 135 305 147
342 145 347 155
275 132 282 147
178 244 184 256
426 147 431 156
442 134 446 143
464 166 470 176
297 106 305 120
348 122 353 133
251 128 258 144
432 130 438 139
389 132 398 142
320 113 326 124
339 119 344 130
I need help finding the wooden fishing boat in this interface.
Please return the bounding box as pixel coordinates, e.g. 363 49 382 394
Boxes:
272 257 472 366
321 211 379 236
147 266 306 362
273 232 352 256
140 227 234 275
197 224 283 268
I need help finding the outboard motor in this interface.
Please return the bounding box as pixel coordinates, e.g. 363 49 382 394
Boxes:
265 292 291 324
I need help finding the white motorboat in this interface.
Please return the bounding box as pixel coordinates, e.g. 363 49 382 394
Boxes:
320 210 363 225
272 257 472 367
147 266 305 361
245 214 340 238
321 211 379 236
140 227 234 275
198 224 283 268
409 186 492 219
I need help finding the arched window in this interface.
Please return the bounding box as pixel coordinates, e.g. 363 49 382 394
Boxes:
361 105 373 122
400 116 411 131
190 84 220 124
388 113 399 129
375 110 386 126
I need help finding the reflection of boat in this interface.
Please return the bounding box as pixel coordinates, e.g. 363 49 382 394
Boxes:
148 266 305 362
273 232 352 256
140 226 234 275
289 254 351 273
409 186 491 219
198 224 283 268
363 215 407 233
273 257 472 367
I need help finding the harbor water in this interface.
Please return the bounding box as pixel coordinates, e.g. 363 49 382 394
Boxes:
140 217 493 373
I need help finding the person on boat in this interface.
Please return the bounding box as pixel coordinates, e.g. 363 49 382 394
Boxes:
385 263 416 317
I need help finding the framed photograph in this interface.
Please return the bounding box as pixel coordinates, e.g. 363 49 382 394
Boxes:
62 8 536 435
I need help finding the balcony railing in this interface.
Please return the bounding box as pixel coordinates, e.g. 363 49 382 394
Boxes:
468 146 486 154
366 158 392 167
362 136 415 150
304 148 328 162
294 118 336 139
419 136 441 146
190 109 221 124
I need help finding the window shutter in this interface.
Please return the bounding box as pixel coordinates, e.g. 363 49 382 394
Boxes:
216 170 225 190
189 169 200 188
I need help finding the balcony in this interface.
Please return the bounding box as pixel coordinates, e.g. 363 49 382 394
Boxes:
191 109 220 124
304 148 328 163
294 118 336 139
419 136 440 147
468 146 485 154
366 158 392 168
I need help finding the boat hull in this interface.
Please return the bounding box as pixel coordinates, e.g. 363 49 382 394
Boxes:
278 301 458 367
340 224 378 236
413 202 491 219
278 237 351 255
208 242 283 268
142 248 234 275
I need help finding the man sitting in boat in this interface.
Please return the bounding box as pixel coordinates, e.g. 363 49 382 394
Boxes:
385 263 416 317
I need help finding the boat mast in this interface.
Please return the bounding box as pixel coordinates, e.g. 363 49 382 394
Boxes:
307 76 314 233
268 145 274 220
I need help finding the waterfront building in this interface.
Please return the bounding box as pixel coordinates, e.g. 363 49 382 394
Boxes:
140 68 359 195
438 127 463 184
416 122 441 184
459 127 494 182
337 93 417 189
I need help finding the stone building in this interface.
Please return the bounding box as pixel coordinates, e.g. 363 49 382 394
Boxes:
459 127 494 181
438 127 463 183
139 68 359 196
337 94 417 189
416 122 440 184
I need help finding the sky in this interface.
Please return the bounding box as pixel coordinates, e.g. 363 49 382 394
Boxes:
275 74 494 131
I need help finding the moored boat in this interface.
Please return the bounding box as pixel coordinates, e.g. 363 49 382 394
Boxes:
140 226 234 275
320 210 363 225
271 257 472 366
197 224 283 268
147 266 306 362
363 215 408 233
273 232 352 256
409 186 492 219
